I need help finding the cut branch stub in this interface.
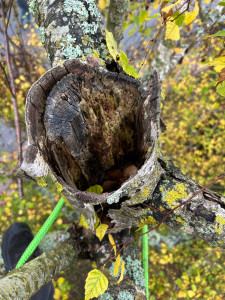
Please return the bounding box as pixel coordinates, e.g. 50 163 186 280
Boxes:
18 59 164 232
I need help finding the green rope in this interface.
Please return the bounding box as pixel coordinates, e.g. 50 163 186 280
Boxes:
142 225 149 300
16 197 65 269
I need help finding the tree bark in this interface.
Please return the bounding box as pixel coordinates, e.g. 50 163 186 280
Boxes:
107 0 128 43
0 241 76 299
7 0 225 298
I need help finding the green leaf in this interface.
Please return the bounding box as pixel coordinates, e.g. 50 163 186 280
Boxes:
120 51 139 78
96 223 108 241
216 81 225 96
134 15 140 25
175 14 185 27
86 184 103 194
85 269 108 300
120 50 128 64
128 26 137 37
205 30 225 38
218 1 225 6
146 13 161 20
105 29 120 61
139 10 148 24
142 28 152 37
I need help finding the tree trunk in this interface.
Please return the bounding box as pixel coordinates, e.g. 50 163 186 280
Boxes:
5 0 225 298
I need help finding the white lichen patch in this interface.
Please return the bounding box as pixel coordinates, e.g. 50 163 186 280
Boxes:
50 25 70 43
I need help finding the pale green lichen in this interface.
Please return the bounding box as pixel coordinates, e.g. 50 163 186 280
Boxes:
63 0 100 35
60 34 83 59
28 0 38 15
125 256 145 287
38 27 45 43
117 291 134 300
64 0 88 21
215 216 225 234
99 293 114 300
160 182 188 208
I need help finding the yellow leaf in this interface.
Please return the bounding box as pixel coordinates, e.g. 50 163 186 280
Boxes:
165 21 180 41
93 49 100 58
174 47 183 53
94 213 100 228
184 1 199 25
37 177 47 187
56 218 63 225
57 277 65 286
85 269 108 300
187 290 195 297
79 214 89 229
210 57 225 72
96 223 108 241
105 29 120 61
204 0 210 3
108 233 117 255
99 0 108 10
162 0 182 13
178 291 186 298
19 75 25 81
56 182 63 193
86 185 103 194
15 78 20 84
117 261 125 284
114 254 120 276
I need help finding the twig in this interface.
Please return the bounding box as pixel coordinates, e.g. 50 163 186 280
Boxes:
106 173 225 263
129 0 190 71
1 0 23 198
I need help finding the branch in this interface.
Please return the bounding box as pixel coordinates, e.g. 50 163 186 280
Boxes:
0 241 77 299
1 0 23 197
27 0 108 66
106 0 128 43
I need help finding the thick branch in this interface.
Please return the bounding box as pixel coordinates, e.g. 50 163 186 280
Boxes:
27 0 108 65
107 0 128 43
0 241 77 299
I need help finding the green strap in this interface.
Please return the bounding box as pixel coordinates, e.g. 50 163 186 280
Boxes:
142 225 149 300
16 197 65 269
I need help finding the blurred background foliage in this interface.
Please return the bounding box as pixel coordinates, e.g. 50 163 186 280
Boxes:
0 0 224 299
